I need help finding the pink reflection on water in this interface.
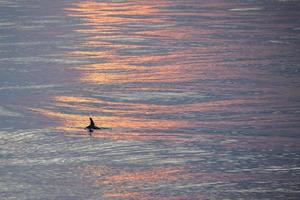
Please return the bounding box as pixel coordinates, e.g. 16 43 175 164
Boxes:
80 164 256 199
64 0 261 87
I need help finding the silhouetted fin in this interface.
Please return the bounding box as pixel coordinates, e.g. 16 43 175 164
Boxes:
86 117 96 129
89 117 95 127
85 117 111 134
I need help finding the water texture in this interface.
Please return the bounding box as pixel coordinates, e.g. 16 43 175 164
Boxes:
1 0 300 199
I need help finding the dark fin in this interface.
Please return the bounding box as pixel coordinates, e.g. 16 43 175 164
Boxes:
89 117 95 127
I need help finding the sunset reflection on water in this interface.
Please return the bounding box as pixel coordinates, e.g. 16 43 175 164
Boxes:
23 0 300 199
45 0 262 132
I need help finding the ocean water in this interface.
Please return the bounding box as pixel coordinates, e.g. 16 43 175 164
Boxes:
1 0 300 199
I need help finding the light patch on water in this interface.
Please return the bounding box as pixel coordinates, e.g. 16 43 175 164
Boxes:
0 106 22 117
0 57 89 64
31 19 66 25
0 1 20 8
263 166 300 172
268 40 290 44
0 22 15 27
0 84 59 91
229 7 264 12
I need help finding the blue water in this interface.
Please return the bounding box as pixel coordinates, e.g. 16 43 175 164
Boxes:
1 0 300 199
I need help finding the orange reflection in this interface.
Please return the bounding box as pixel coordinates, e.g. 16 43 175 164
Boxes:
102 167 180 184
63 0 230 86
53 94 262 116
80 164 254 199
31 107 192 132
56 0 295 139
83 165 190 199
65 2 164 24
47 93 291 134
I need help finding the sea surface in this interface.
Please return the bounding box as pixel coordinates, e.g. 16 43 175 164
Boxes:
1 0 300 199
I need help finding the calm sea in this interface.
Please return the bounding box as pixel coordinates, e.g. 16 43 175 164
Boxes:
1 0 300 199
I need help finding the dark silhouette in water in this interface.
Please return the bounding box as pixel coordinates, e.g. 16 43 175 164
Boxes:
85 117 110 135
85 117 101 135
